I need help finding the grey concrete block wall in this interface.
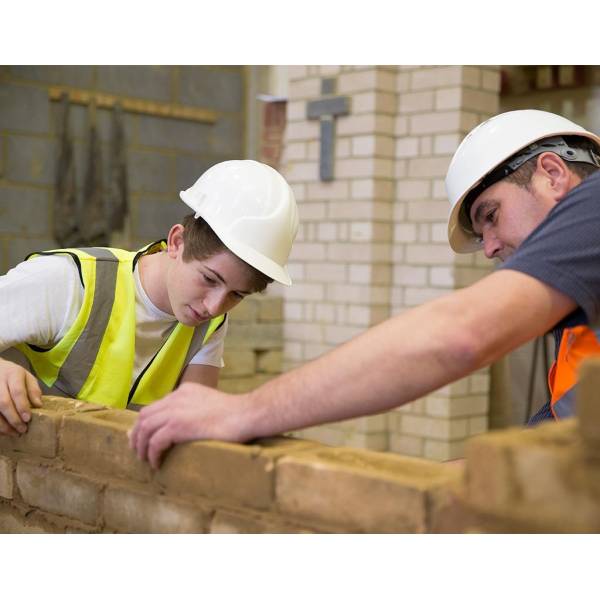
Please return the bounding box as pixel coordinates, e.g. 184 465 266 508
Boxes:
0 186 50 235
179 67 243 112
134 196 193 240
9 66 94 89
127 150 174 195
5 136 57 186
0 65 245 273
175 155 219 193
8 237 56 268
0 84 51 134
96 66 173 103
136 115 213 153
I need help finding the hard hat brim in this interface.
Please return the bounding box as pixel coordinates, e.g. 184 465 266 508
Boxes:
215 230 293 286
447 187 484 254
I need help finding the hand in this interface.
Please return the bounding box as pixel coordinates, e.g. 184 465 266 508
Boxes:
128 382 252 469
0 358 43 436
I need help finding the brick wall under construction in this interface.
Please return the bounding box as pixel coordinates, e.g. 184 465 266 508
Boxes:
1 357 599 533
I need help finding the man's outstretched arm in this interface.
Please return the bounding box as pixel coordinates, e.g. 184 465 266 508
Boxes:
129 269 575 468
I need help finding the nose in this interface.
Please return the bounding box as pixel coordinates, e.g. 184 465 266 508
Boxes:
203 288 228 317
482 231 502 259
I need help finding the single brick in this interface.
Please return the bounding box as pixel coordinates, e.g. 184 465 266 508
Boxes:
156 436 318 511
256 350 282 374
127 150 173 194
0 187 50 236
275 447 461 532
0 504 50 533
0 456 14 499
0 83 50 133
136 115 213 153
16 461 102 525
218 374 273 394
221 349 256 377
257 297 283 322
465 430 518 510
60 410 152 483
5 136 57 186
103 485 208 533
133 197 191 240
210 508 314 534
225 323 282 350
228 297 260 322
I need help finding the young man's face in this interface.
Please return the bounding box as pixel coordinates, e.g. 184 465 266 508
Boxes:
468 177 556 262
167 232 256 326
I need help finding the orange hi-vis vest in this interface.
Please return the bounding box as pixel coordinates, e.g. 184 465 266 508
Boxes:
548 324 600 419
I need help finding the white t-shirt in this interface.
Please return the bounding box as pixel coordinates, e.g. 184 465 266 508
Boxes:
0 255 226 383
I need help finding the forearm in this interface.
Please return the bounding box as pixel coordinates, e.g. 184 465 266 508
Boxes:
244 296 476 438
179 363 220 389
243 270 575 439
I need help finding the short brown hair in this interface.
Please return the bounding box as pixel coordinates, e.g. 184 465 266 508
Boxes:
505 136 599 188
180 214 273 293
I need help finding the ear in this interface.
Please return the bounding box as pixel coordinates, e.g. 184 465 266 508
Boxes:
166 224 185 259
535 152 579 203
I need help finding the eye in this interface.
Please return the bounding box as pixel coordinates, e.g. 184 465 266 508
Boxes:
485 208 497 224
202 274 216 284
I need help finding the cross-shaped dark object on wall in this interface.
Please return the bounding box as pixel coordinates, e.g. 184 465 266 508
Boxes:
306 78 350 181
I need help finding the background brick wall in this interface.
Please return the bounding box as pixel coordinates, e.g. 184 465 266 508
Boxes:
280 66 500 460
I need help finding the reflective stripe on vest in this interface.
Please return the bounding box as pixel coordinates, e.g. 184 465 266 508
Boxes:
15 242 225 409
548 325 600 419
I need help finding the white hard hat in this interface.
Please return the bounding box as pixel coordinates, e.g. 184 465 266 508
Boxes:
180 160 299 285
445 109 600 253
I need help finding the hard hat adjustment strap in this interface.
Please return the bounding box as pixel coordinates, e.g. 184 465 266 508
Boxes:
460 136 600 234
504 136 600 172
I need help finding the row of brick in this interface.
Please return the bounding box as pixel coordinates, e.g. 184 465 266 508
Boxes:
0 397 464 533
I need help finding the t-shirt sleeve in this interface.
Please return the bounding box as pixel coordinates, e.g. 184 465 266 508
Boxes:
0 255 83 352
187 317 228 368
500 170 600 324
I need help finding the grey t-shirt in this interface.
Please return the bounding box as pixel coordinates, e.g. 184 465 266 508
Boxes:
501 168 600 337
500 169 600 424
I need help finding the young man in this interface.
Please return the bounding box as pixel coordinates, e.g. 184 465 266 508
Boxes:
124 109 596 467
0 159 298 437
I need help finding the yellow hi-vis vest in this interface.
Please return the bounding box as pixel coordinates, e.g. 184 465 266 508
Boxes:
15 241 226 409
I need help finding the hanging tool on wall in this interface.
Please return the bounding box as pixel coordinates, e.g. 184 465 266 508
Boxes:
107 102 129 232
53 93 81 246
80 99 109 246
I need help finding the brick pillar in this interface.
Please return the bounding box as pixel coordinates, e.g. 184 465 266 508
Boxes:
259 99 287 169
280 66 501 460
282 66 396 451
389 66 501 460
